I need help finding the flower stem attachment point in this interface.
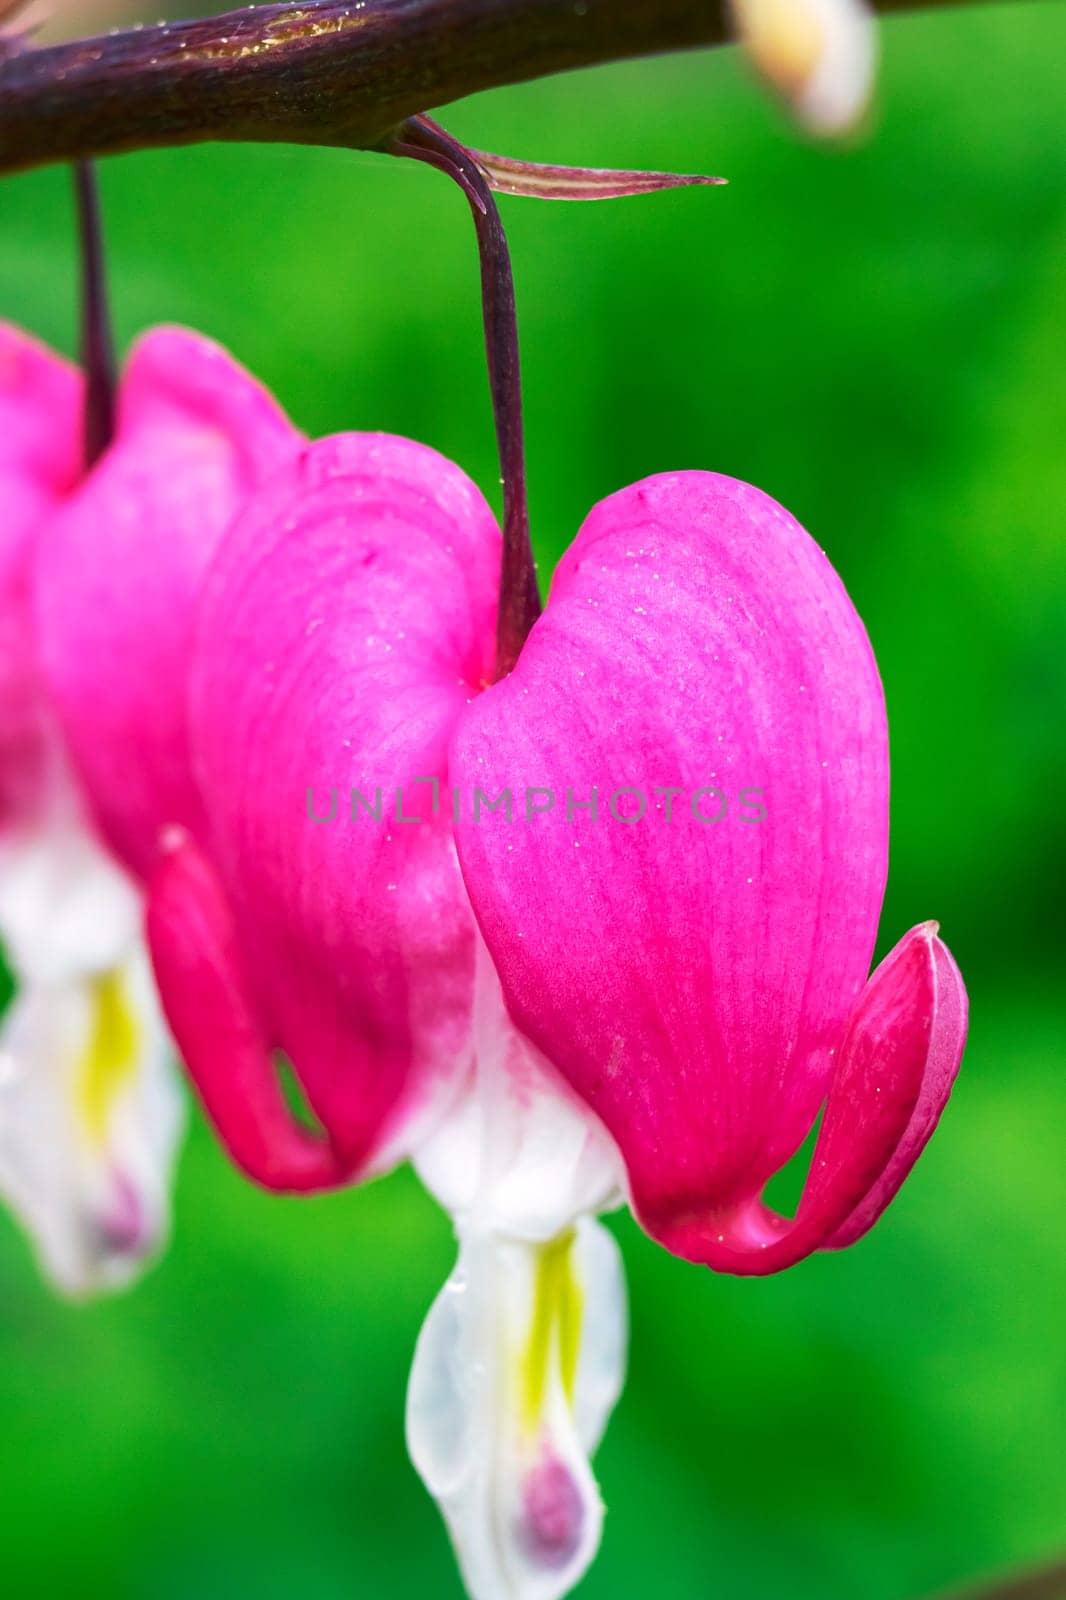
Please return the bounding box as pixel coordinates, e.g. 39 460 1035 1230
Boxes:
391 115 541 682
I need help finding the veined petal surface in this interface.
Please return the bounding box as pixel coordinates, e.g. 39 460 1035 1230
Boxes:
35 326 300 880
173 432 500 1174
147 829 349 1192
656 921 967 1272
452 471 889 1244
0 323 81 826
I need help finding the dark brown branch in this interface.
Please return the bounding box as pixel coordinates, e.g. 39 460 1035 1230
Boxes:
0 0 977 178
934 1558 1066 1600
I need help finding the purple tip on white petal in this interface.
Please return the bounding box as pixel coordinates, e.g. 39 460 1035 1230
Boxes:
94 1167 148 1257
520 1450 586 1570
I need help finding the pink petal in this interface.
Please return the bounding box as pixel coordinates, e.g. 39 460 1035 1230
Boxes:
452 471 889 1243
656 923 967 1272
0 323 82 497
175 432 500 1176
146 830 349 1191
826 927 966 1249
0 323 82 824
35 325 300 881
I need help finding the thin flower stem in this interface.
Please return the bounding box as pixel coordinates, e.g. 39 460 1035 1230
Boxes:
392 116 542 680
72 159 116 467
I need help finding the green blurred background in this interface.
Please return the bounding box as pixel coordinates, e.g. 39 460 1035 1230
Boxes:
1 3 1063 1595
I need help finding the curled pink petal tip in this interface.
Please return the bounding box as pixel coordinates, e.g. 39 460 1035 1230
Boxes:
649 923 967 1273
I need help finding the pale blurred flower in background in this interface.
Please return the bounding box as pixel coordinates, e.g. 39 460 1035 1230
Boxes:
729 0 878 135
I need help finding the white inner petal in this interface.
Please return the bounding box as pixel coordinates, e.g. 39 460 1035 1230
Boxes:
0 819 141 984
0 940 184 1296
415 935 626 1240
407 1218 627 1600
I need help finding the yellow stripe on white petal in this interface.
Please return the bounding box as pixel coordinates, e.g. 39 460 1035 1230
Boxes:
410 938 627 1596
407 1219 627 1600
521 1230 583 1433
76 966 140 1145
0 944 184 1296
729 0 877 137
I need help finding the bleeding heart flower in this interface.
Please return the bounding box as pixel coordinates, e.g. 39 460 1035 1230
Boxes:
142 122 962 1600
0 109 964 1600
0 321 183 1295
450 469 967 1274
147 414 964 1596
144 430 627 1600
